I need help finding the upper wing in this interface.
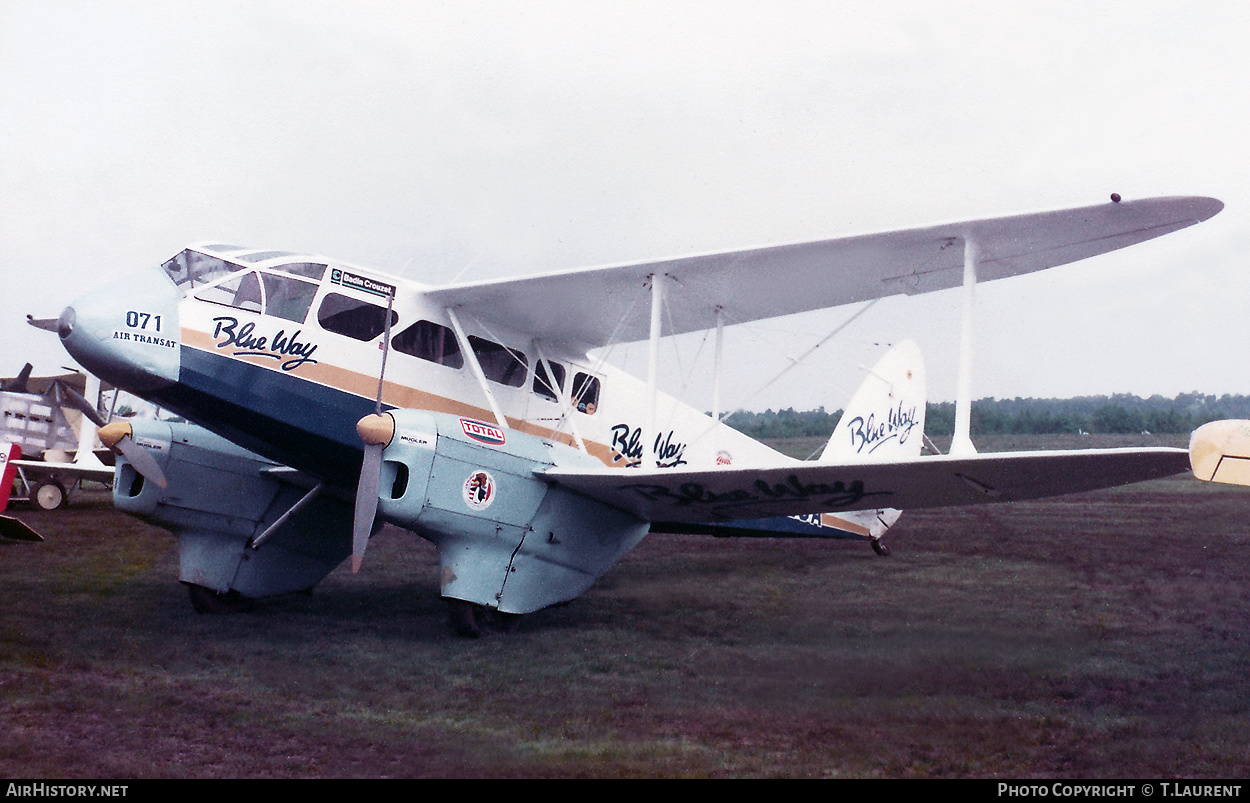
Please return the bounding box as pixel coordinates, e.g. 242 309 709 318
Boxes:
425 196 1221 349
541 447 1191 523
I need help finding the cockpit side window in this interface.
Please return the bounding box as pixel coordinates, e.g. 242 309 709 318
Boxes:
196 271 263 313
316 292 398 341
236 250 302 263
195 270 319 323
162 249 237 290
163 249 327 293
268 261 327 281
261 273 320 323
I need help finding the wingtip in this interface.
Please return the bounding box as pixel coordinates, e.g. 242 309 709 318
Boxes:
1190 195 1225 221
1114 194 1223 221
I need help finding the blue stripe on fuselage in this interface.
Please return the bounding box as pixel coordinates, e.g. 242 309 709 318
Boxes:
147 346 375 487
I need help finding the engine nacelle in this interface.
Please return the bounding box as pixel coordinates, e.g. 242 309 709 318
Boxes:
113 420 353 598
111 412 650 616
378 410 649 614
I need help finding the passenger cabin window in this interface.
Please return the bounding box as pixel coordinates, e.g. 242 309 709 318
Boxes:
572 372 600 415
195 271 319 323
468 336 527 387
392 320 463 368
317 292 398 341
533 360 565 402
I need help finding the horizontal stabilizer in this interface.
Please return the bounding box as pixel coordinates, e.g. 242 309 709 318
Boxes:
1190 420 1250 486
544 447 1191 523
655 511 891 541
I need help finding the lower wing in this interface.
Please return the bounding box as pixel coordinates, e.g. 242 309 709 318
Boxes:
542 448 1190 523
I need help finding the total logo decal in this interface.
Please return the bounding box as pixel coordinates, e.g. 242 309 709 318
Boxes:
462 470 495 511
460 418 506 446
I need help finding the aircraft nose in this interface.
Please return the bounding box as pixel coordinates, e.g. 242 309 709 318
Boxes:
58 267 181 393
57 305 76 340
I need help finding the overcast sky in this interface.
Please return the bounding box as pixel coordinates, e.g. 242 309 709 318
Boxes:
2 1 1247 413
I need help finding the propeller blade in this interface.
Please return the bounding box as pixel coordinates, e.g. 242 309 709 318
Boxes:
98 422 169 490
352 441 383 573
351 413 394 573
64 384 168 489
353 287 396 574
55 382 107 428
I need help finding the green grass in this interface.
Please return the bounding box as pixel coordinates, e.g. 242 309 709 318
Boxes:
3 435 1250 777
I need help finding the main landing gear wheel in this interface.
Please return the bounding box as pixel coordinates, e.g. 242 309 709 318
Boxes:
185 583 254 614
446 599 521 638
32 479 67 511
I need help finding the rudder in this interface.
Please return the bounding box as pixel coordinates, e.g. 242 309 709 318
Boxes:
817 340 926 552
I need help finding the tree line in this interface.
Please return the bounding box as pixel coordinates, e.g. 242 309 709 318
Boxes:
722 393 1250 439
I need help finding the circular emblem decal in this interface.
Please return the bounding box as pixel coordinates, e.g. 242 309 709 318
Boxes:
462 470 495 511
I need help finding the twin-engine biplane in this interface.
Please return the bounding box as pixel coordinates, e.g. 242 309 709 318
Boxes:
33 194 1221 634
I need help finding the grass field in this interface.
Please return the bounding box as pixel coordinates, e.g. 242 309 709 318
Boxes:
3 435 1250 778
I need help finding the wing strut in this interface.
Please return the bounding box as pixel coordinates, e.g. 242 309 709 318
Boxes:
951 235 979 457
533 340 588 454
446 306 510 431
645 273 667 467
711 306 725 446
251 482 324 550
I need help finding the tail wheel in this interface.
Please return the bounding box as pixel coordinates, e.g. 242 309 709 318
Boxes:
32 479 67 511
446 599 521 637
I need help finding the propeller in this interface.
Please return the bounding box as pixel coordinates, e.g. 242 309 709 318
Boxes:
352 412 394 572
55 382 168 489
350 290 397 572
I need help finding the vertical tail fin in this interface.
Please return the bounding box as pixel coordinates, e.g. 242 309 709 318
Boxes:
816 340 926 550
822 339 926 463
0 442 43 542
693 341 928 551
1 442 21 513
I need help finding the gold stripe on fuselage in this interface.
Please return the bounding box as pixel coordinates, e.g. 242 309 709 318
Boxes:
180 326 614 464
819 513 871 536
